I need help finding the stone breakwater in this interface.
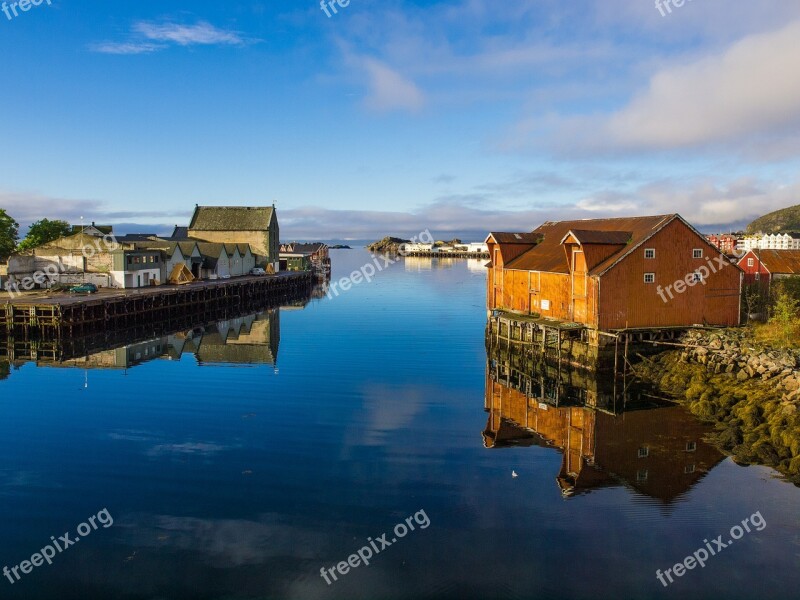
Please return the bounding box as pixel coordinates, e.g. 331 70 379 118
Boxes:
637 329 800 485
677 329 800 400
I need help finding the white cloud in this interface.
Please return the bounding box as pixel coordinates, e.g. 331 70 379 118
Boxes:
133 21 244 46
90 20 247 55
360 58 425 112
606 20 800 149
88 42 162 55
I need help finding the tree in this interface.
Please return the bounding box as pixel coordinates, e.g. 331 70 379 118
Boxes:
16 218 71 252
742 283 766 323
0 209 19 260
769 281 800 345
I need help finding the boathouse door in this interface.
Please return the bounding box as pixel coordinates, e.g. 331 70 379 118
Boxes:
571 249 588 323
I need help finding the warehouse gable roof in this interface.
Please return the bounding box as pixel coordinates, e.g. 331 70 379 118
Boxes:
189 206 276 231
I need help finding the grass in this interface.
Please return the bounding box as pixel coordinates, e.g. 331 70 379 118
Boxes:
751 321 800 349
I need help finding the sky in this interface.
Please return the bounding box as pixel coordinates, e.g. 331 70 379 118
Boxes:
1 0 799 240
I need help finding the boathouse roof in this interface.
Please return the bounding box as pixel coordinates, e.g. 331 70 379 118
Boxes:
486 232 543 245
505 214 676 275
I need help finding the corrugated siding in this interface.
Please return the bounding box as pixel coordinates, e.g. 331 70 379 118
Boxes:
598 219 741 329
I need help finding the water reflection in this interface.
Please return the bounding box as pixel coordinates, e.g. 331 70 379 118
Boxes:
0 282 328 375
485 341 725 502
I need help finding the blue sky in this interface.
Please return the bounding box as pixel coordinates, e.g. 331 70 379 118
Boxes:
1 0 799 239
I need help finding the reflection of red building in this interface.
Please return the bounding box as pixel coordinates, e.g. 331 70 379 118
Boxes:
484 371 724 502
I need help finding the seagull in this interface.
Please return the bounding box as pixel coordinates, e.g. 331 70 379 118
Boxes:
512 470 519 478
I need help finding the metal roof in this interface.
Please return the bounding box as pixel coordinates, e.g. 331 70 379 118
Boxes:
505 215 675 274
561 229 632 245
743 249 800 274
486 232 543 244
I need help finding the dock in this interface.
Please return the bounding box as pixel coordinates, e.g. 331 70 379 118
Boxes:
0 272 313 338
403 251 489 259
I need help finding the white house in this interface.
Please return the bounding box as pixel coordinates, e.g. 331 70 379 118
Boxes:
228 244 255 277
196 243 232 279
737 233 800 251
164 241 203 280
400 242 434 254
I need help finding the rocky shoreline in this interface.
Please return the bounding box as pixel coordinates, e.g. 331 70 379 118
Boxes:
637 329 800 485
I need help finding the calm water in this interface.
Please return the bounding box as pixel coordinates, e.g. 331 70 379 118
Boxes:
0 249 798 600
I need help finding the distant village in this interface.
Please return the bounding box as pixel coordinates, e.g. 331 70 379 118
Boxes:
0 205 788 328
0 206 331 291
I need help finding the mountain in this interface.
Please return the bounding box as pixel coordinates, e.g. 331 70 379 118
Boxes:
746 204 800 234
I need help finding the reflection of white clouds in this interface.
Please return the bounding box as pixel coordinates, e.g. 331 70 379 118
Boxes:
360 384 426 447
108 429 232 458
0 470 62 494
146 442 229 457
122 514 325 568
108 429 163 442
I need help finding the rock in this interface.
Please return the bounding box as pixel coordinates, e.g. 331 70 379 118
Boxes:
366 236 411 253
737 370 750 381
784 377 800 392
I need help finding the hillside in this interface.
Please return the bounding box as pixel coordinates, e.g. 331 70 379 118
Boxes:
747 204 800 233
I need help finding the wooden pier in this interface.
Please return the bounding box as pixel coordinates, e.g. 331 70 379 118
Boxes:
404 251 489 259
487 309 716 374
0 272 313 338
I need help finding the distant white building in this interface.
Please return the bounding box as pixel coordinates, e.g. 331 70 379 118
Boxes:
400 243 434 253
737 233 800 251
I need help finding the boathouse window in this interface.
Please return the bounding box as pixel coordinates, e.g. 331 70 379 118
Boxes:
127 256 132 266
692 273 703 283
638 447 649 458
686 441 697 452
684 464 696 474
747 258 754 267
644 248 655 259
693 249 703 259
541 299 551 311
644 273 655 284
636 469 648 482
